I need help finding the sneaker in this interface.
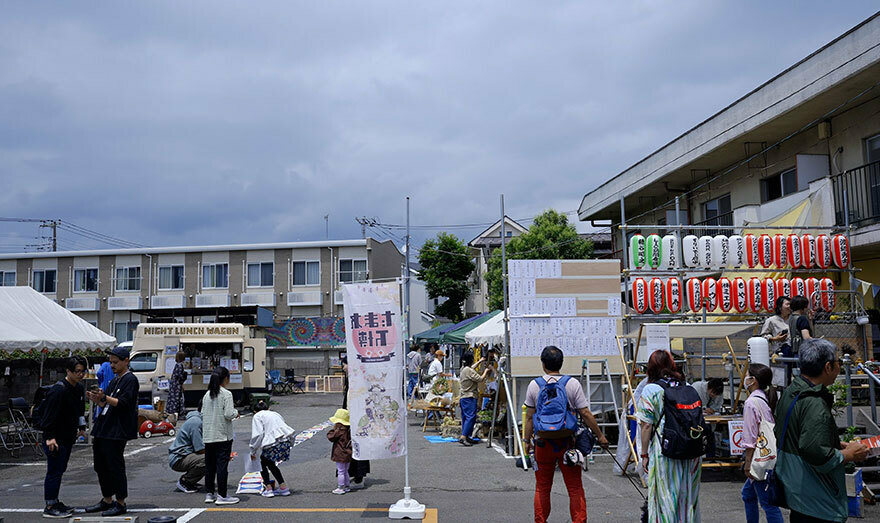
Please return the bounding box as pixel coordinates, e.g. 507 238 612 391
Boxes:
261 489 275 498
81 500 113 513
204 493 217 504
215 495 240 505
177 479 197 493
349 482 364 490
459 438 473 447
331 487 347 495
101 502 127 517
273 487 291 496
42 504 74 519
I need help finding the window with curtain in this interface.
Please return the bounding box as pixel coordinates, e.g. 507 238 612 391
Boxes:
247 262 273 287
292 261 320 286
158 265 184 290
867 133 880 163
73 268 98 292
115 266 141 291
339 259 367 283
202 263 229 288
32 269 57 293
0 271 15 286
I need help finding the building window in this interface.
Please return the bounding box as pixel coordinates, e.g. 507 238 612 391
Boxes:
73 268 99 292
247 262 274 287
867 133 880 163
339 259 367 283
0 271 15 286
158 265 185 290
292 261 320 286
761 168 798 202
32 269 57 293
202 263 229 289
115 266 141 291
703 194 731 222
114 321 139 343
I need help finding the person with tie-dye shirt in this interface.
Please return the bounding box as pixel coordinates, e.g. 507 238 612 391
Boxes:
636 350 701 522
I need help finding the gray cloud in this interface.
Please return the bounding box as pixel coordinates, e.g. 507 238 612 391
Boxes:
0 1 876 252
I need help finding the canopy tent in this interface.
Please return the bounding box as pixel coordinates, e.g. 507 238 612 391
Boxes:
411 310 495 344
464 310 506 346
0 286 117 356
439 310 501 344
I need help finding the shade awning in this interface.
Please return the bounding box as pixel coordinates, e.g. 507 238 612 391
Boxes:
178 337 244 344
412 310 496 344
439 310 501 344
464 310 506 346
622 322 757 339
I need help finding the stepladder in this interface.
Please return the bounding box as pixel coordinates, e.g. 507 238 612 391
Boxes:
579 358 622 452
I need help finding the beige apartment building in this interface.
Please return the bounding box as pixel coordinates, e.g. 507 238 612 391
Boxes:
0 238 402 342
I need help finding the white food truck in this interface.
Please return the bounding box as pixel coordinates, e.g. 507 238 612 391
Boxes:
129 323 267 406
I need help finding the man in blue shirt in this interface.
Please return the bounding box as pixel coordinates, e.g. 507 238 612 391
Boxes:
168 409 206 493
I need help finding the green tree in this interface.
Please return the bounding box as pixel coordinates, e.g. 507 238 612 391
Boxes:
486 210 594 310
417 232 475 322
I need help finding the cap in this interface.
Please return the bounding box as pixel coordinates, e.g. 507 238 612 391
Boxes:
434 349 445 357
106 345 131 360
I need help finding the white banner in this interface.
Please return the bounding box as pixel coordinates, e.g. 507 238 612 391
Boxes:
343 282 406 460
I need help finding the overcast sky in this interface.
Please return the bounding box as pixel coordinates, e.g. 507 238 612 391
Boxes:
1 2 877 253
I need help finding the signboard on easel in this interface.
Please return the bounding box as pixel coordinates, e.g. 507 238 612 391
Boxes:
509 260 623 376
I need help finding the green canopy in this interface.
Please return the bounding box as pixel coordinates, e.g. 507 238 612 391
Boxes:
412 324 446 344
439 310 501 344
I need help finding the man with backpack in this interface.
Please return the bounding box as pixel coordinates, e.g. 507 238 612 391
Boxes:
522 346 608 523
36 355 88 518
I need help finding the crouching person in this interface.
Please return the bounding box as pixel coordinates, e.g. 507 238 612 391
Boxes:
169 407 206 493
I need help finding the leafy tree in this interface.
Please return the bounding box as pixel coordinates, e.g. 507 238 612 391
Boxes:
417 232 475 322
486 210 594 310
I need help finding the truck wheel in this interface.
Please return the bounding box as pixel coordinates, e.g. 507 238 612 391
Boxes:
143 431 152 438
168 429 176 437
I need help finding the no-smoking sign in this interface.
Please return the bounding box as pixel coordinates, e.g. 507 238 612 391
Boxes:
728 420 745 456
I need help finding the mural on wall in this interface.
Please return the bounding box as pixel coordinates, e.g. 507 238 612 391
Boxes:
265 317 346 347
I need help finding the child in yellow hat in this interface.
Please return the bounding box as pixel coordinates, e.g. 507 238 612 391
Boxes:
326 408 352 494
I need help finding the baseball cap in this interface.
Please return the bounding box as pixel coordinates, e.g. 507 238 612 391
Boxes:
106 345 131 360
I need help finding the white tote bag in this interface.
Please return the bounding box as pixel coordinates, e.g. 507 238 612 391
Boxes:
749 415 777 480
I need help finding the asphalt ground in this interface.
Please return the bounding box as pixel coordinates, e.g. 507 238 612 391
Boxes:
1 393 876 522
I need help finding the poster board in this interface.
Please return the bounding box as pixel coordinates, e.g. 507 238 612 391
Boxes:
510 260 623 376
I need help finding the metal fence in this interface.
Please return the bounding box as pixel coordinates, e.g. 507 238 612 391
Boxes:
832 160 880 227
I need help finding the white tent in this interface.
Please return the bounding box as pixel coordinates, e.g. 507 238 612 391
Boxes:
0 286 117 352
465 310 506 346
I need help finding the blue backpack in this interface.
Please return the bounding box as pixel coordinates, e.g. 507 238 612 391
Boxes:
533 376 578 435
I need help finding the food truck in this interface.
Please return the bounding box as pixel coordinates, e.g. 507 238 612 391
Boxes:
129 323 267 405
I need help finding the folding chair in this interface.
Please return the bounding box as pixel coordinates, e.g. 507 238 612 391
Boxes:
284 369 305 394
268 370 291 395
7 398 42 458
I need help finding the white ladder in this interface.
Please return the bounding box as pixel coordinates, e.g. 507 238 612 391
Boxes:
580 358 622 449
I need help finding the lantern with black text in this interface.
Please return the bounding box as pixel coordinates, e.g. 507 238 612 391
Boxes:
733 278 748 313
819 278 835 310
815 234 832 269
773 234 788 268
800 234 814 269
660 235 678 270
686 278 703 313
758 234 773 268
747 277 762 313
744 234 759 268
702 277 718 311
791 277 806 298
775 279 792 301
629 234 646 269
729 235 746 268
698 235 713 269
712 235 729 269
761 278 777 311
806 278 819 305
787 234 802 268
832 234 850 268
717 278 733 312
682 235 700 268
648 277 665 313
646 235 662 270
665 278 682 313
632 278 648 314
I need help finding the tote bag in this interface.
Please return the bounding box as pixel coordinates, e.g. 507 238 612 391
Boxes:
748 415 777 480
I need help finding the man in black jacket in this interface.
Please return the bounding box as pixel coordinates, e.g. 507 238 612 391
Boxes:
38 355 87 519
82 346 139 517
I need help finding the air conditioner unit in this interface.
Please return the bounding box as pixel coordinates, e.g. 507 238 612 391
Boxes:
334 290 344 304
287 291 322 306
241 292 276 307
66 297 100 311
108 296 143 310
151 295 186 309
196 294 231 308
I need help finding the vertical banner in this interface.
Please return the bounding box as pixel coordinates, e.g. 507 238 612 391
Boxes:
343 282 406 460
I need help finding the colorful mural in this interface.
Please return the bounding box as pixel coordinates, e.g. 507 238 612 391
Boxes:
265 317 346 347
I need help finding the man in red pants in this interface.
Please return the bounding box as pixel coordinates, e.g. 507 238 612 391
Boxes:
523 346 608 523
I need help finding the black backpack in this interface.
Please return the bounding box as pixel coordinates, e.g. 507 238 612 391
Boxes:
31 381 63 430
654 379 710 460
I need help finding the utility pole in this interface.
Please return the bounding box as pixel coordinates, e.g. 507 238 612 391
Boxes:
324 214 329 240
38 219 58 251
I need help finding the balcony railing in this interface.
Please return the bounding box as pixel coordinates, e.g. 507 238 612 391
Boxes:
832 160 880 227
691 211 734 237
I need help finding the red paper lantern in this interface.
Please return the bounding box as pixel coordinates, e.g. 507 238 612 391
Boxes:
733 278 748 313
665 278 682 313
815 234 832 270
702 277 718 311
744 234 759 268
775 278 792 300
761 278 777 311
790 277 806 298
819 278 835 310
800 234 814 269
758 234 773 268
832 234 850 268
716 278 733 312
772 234 787 268
806 277 819 304
787 234 802 268
747 277 762 313
632 278 648 314
648 277 665 314
686 278 703 313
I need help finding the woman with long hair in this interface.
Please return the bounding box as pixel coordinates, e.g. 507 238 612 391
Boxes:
201 367 239 505
741 363 782 523
761 296 792 356
636 350 700 522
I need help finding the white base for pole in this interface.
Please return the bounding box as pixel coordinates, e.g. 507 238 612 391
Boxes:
388 487 425 520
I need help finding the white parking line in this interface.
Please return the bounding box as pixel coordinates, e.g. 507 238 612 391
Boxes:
124 442 163 457
177 508 206 522
0 508 193 513
0 463 42 466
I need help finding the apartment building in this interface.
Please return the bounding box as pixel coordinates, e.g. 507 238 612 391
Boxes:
0 238 402 342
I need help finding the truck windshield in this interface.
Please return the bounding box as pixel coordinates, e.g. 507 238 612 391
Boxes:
130 352 158 372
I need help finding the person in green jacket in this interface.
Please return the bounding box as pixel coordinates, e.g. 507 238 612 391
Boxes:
774 338 868 522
